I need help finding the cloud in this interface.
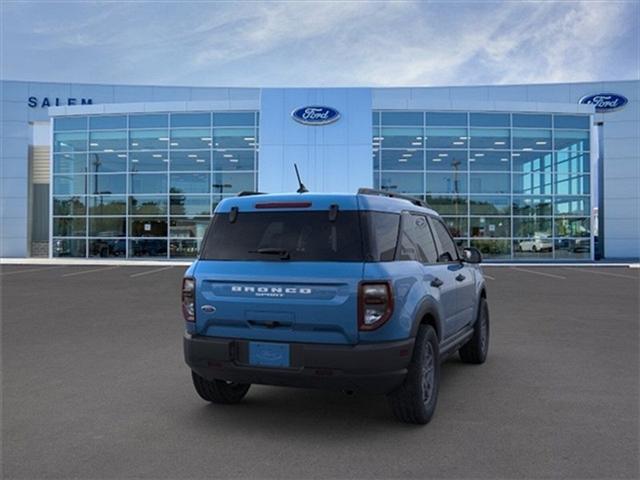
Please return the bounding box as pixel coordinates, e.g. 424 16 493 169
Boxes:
1 0 638 86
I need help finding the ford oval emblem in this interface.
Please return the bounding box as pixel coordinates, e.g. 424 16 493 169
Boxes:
291 106 340 125
201 305 216 314
579 93 628 113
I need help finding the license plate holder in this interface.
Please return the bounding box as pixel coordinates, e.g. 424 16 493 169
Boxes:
248 342 290 368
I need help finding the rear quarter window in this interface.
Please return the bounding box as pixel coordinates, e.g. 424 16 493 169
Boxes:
362 212 400 261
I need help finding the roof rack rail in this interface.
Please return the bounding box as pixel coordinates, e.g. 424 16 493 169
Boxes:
237 191 267 197
357 188 430 209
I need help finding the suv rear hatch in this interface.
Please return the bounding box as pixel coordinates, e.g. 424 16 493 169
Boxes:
194 195 364 345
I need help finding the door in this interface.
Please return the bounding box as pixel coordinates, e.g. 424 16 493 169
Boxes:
427 217 476 334
397 212 458 337
195 208 366 345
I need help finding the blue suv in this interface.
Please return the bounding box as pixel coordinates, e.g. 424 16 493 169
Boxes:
183 188 489 424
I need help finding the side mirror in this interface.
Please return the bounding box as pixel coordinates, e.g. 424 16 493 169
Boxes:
462 247 482 264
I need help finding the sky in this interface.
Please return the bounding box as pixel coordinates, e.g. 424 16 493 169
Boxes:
1 0 638 87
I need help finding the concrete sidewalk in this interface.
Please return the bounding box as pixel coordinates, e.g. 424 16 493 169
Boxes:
1 257 638 268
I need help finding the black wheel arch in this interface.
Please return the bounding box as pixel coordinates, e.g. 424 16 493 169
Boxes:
410 297 444 342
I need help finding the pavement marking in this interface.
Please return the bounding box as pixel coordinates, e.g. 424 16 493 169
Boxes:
483 274 496 280
510 267 566 279
129 266 175 278
0 266 59 276
563 267 638 280
61 266 120 277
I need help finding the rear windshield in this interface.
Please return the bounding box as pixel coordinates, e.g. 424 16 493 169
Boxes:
200 210 401 262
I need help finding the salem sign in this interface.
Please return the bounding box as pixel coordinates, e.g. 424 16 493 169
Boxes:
28 97 93 108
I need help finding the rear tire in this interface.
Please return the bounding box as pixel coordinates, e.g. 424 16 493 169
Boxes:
387 325 440 425
191 371 250 404
459 297 489 364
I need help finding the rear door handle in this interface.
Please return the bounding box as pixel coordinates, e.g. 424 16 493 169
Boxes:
430 277 444 288
455 274 466 282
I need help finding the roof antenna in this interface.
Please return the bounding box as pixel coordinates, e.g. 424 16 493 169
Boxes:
294 163 309 193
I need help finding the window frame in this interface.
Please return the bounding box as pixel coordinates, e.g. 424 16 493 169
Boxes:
394 211 440 265
427 215 461 263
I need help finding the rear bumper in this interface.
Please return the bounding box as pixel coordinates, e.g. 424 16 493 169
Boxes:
184 334 414 394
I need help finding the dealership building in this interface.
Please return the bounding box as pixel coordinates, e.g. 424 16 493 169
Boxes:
0 79 638 261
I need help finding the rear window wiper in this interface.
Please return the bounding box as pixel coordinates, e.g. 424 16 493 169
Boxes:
248 247 290 260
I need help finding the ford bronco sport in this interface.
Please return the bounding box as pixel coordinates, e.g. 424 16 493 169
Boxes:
183 188 489 424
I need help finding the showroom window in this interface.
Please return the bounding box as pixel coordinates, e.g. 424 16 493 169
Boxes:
374 110 592 259
52 111 258 259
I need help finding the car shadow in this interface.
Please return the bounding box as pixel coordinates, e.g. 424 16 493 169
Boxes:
181 359 470 438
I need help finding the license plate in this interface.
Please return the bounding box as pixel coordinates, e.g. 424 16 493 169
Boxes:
249 342 290 368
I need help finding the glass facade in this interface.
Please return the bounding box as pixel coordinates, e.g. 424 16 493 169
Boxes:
52 112 258 258
373 111 592 260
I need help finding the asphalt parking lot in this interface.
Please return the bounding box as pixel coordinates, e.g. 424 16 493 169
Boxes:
2 264 639 479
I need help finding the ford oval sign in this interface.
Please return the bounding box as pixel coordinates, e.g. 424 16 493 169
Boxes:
291 106 340 125
579 93 628 113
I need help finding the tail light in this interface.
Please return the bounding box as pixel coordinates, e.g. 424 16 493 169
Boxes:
358 282 394 331
182 277 195 322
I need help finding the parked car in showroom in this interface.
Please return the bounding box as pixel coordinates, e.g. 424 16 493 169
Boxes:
517 234 553 252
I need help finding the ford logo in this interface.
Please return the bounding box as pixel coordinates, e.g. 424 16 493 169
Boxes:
579 93 628 113
291 106 340 125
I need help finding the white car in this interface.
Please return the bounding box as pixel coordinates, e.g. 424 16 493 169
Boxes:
518 234 553 252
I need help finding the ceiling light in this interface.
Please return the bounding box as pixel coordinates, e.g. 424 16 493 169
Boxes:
459 136 468 140
494 141 506 145
512 153 521 157
398 158 408 163
201 137 212 141
170 142 178 146
188 154 197 158
152 154 162 158
131 159 139 163
131 142 139 146
500 158 509 162
474 153 485 157
223 154 233 158
453 141 464 145
104 149 114 152
411 142 422 146
522 147 533 151
438 153 448 157
469 158 475 162
158 137 169 141
196 159 205 163
431 158 442 162
535 141 547 145
229 158 239 163
117 154 127 158
89 142 99 146
416 136 423 140
162 159 169 162
243 137 255 141
402 153 412 157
